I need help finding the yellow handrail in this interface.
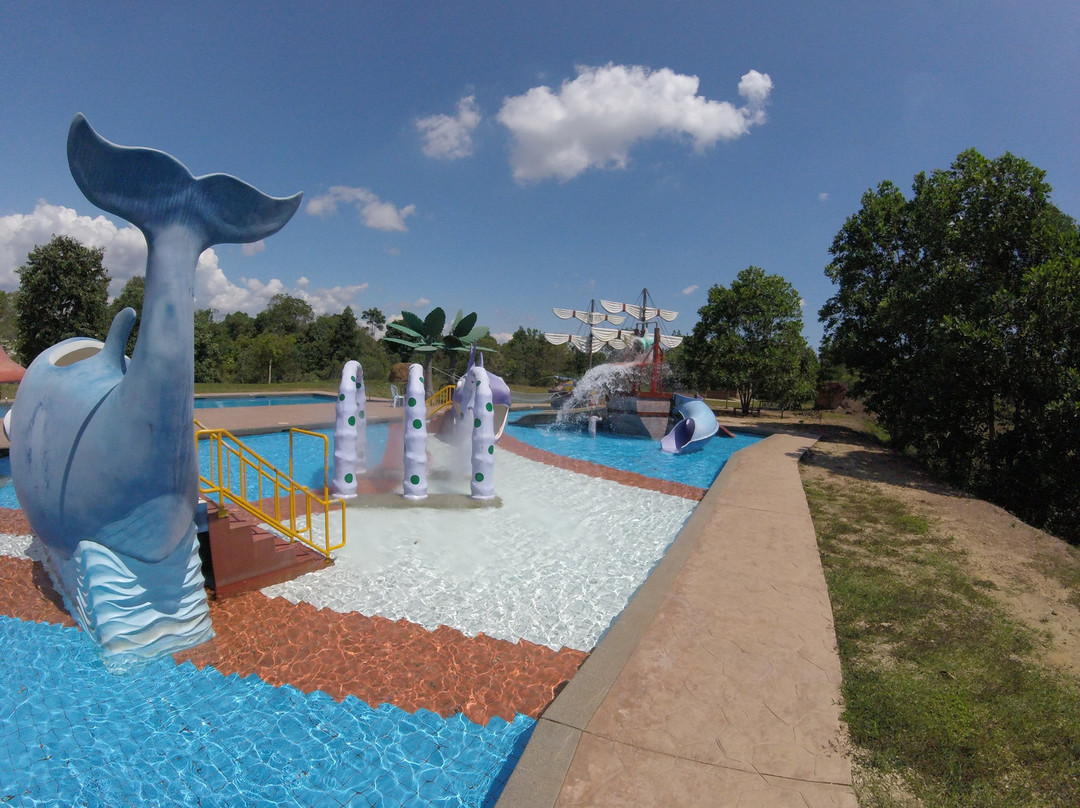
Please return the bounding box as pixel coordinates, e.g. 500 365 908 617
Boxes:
426 383 456 415
196 426 346 559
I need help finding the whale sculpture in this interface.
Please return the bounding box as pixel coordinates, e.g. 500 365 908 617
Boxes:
8 115 301 665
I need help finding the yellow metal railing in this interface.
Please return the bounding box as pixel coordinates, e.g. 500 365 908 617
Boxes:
196 426 346 559
426 383 456 415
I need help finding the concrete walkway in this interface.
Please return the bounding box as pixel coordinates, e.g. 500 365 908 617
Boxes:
498 432 857 807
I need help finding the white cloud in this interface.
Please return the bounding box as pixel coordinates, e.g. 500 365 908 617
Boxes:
241 240 266 256
0 201 146 293
194 255 368 316
305 186 416 232
497 64 773 182
681 284 699 295
818 192 829 203
0 202 368 316
417 95 481 159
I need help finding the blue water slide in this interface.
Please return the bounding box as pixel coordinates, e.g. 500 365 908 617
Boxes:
660 394 720 454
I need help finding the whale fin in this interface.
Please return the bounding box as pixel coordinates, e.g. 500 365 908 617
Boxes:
67 113 302 246
100 307 136 372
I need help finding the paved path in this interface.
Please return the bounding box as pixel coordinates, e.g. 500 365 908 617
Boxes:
499 432 857 807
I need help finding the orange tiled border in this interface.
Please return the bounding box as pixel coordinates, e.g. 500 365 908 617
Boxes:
0 510 585 726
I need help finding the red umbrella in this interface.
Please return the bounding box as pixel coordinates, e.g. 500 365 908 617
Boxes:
0 346 25 383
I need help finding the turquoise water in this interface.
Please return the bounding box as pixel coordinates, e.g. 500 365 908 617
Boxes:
505 417 760 489
195 394 336 409
0 616 532 807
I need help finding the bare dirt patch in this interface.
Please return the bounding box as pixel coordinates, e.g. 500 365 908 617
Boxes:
724 411 1080 676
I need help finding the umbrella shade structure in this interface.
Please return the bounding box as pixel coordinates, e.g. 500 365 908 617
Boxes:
0 346 25 383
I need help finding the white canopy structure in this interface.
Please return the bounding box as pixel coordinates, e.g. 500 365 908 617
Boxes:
545 289 683 355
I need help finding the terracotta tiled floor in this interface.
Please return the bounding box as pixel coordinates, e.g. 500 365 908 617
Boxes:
0 504 585 727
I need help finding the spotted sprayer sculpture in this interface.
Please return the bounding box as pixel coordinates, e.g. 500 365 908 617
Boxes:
8 115 302 666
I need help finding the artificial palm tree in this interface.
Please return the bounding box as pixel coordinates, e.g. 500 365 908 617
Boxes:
382 307 492 394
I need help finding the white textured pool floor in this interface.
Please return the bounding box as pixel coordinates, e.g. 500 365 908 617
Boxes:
262 448 696 652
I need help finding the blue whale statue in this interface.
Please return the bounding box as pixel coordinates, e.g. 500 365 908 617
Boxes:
8 115 301 665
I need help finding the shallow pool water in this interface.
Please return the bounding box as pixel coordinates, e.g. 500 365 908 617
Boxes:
505 416 761 489
0 616 531 807
195 393 336 408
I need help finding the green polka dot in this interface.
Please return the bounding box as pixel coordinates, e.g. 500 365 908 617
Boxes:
408 397 417 407
350 375 356 382
413 419 423 429
488 445 494 454
474 418 481 428
410 474 420 485
344 473 353 483
419 376 424 385
476 380 481 387
360 411 365 419
474 472 484 482
348 416 356 426
486 402 493 412
339 393 345 401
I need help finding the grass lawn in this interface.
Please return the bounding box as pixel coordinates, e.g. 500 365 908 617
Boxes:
804 470 1080 807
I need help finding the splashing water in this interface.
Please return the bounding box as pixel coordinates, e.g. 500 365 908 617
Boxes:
555 357 674 424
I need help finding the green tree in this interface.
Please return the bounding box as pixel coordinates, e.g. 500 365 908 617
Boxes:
360 306 386 336
0 291 19 356
193 308 226 383
682 266 813 414
107 275 145 357
301 307 366 379
497 327 574 386
255 293 314 336
16 235 110 363
234 332 302 383
820 148 1080 539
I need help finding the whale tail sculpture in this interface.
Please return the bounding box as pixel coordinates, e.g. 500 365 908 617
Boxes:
9 115 301 667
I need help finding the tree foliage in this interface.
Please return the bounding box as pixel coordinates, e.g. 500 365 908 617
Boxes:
0 291 19 355
360 307 386 335
16 235 110 363
107 275 145 357
820 148 1080 541
494 327 576 386
682 266 815 413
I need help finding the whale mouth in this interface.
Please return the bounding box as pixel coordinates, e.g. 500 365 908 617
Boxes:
47 339 104 367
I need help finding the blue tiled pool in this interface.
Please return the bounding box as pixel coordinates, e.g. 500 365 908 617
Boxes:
505 416 760 489
0 617 531 807
195 394 336 408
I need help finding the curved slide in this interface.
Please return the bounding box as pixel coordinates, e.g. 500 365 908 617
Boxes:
661 394 720 454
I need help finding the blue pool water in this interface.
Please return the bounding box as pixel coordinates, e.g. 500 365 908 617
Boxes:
0 616 531 807
195 394 336 409
505 417 760 489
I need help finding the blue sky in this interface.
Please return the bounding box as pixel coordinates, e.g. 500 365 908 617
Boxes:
2 1 1077 349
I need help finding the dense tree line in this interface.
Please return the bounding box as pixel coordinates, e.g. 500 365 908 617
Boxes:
678 267 818 413
821 149 1080 541
191 295 393 384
